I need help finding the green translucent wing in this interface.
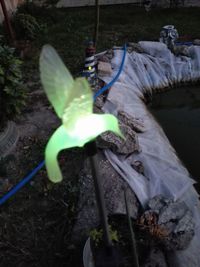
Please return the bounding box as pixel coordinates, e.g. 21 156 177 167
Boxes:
62 77 93 131
40 45 74 118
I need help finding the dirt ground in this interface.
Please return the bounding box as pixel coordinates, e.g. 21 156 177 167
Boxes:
0 87 86 267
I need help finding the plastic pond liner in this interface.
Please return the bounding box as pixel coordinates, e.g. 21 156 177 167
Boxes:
85 41 200 267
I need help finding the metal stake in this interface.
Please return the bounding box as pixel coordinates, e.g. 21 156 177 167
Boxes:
85 141 112 248
90 153 112 248
124 189 139 267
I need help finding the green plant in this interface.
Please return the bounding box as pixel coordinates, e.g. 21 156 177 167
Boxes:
13 13 41 40
90 228 103 246
16 1 47 16
90 226 119 247
0 45 26 129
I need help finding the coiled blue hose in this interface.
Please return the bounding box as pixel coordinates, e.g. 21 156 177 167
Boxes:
0 44 127 206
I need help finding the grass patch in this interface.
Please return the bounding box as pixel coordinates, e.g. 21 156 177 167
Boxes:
13 4 200 76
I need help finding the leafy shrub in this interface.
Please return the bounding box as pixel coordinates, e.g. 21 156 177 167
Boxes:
16 1 54 23
15 1 43 16
0 45 26 128
13 13 41 40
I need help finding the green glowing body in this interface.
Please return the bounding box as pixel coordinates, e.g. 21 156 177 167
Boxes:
40 45 122 182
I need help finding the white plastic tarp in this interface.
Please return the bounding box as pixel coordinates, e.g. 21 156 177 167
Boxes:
101 42 200 267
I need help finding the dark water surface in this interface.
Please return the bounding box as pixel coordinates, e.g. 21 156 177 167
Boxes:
148 85 200 185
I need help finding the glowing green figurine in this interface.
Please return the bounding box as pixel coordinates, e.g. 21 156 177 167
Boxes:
40 45 123 183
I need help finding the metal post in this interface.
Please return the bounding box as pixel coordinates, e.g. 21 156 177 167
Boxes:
83 41 96 87
94 0 100 48
124 189 139 267
90 154 112 248
85 142 112 249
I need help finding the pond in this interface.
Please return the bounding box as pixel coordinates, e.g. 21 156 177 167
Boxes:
148 85 200 189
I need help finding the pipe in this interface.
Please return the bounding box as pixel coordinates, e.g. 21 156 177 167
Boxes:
0 160 45 205
93 43 127 99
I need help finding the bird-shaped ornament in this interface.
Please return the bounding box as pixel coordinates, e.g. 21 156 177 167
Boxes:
40 45 123 182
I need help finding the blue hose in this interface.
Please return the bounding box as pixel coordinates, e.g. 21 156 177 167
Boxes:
0 44 127 206
94 44 127 99
175 41 193 46
0 160 45 205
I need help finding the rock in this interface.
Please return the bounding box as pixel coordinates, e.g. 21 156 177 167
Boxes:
96 123 140 154
148 194 170 211
99 49 114 63
127 43 145 54
94 94 105 110
118 110 146 133
158 201 188 224
138 195 195 251
98 61 112 76
131 160 145 175
173 45 190 57
98 54 110 63
96 109 145 154
193 39 200 46
142 248 168 267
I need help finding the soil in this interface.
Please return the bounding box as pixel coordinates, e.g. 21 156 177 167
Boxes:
0 87 85 267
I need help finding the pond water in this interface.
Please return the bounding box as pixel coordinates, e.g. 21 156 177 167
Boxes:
148 85 200 187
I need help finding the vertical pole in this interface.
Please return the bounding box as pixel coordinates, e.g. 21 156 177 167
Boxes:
0 0 15 43
94 0 100 48
85 142 112 249
90 154 112 248
124 189 139 267
83 41 96 87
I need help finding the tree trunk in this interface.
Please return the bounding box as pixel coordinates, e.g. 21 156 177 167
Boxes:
0 0 15 43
